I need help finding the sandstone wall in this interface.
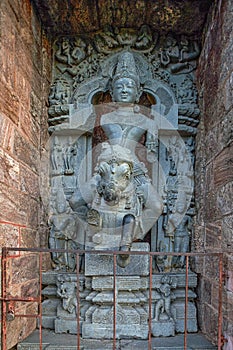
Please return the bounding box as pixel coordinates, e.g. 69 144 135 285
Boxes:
0 0 52 348
195 0 233 344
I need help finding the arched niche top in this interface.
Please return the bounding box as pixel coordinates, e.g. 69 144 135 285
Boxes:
48 30 199 136
71 51 177 122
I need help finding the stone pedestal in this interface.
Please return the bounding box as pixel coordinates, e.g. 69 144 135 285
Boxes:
82 243 150 339
84 242 150 276
41 246 198 338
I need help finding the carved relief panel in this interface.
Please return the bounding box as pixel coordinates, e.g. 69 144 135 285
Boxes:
46 26 200 273
40 25 201 339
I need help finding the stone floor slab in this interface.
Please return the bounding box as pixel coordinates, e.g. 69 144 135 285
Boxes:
17 329 217 350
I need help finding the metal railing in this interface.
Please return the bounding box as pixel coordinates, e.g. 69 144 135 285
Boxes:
0 247 226 350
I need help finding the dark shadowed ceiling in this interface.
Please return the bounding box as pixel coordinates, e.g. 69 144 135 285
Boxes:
32 0 212 38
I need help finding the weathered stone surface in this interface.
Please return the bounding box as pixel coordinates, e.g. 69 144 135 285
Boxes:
152 319 175 337
152 272 197 289
0 113 15 152
42 299 60 315
82 323 148 340
21 279 39 298
19 107 40 149
172 301 197 333
0 78 20 125
32 0 212 38
0 148 20 189
0 223 20 250
202 304 218 342
41 286 57 297
55 318 81 335
217 182 233 217
204 255 222 281
213 143 233 188
17 329 218 349
13 129 40 173
0 0 232 346
85 243 150 276
41 315 56 330
224 73 233 111
10 254 39 284
219 219 232 252
92 276 145 291
203 191 222 222
0 183 26 225
19 164 40 198
18 194 40 228
219 0 233 87
20 227 40 248
211 281 223 311
0 0 52 347
204 161 214 195
42 271 60 285
17 330 218 349
200 278 212 306
5 311 36 350
205 222 222 250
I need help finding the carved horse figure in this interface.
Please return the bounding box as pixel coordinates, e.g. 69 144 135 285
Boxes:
86 143 161 267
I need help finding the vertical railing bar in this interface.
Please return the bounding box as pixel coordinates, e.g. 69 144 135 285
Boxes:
148 254 153 350
184 254 189 350
39 252 43 350
217 253 223 350
113 253 117 350
1 247 8 350
76 252 81 350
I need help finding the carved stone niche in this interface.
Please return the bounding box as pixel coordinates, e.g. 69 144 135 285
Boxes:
42 26 199 339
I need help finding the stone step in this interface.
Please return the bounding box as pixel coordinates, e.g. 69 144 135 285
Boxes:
17 330 217 350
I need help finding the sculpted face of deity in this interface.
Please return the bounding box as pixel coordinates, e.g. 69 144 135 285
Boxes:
112 77 138 103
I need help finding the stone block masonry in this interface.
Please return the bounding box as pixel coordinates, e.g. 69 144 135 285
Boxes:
195 0 233 344
0 0 52 348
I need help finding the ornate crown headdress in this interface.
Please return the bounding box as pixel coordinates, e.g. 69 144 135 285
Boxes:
112 52 140 88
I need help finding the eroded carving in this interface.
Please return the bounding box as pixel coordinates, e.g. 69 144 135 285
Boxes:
154 275 173 322
49 190 80 271
57 276 77 314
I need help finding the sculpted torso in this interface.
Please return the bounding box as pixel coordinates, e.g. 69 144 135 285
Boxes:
101 109 145 151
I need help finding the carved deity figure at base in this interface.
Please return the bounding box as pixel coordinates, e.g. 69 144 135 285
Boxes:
49 190 85 272
154 275 173 321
